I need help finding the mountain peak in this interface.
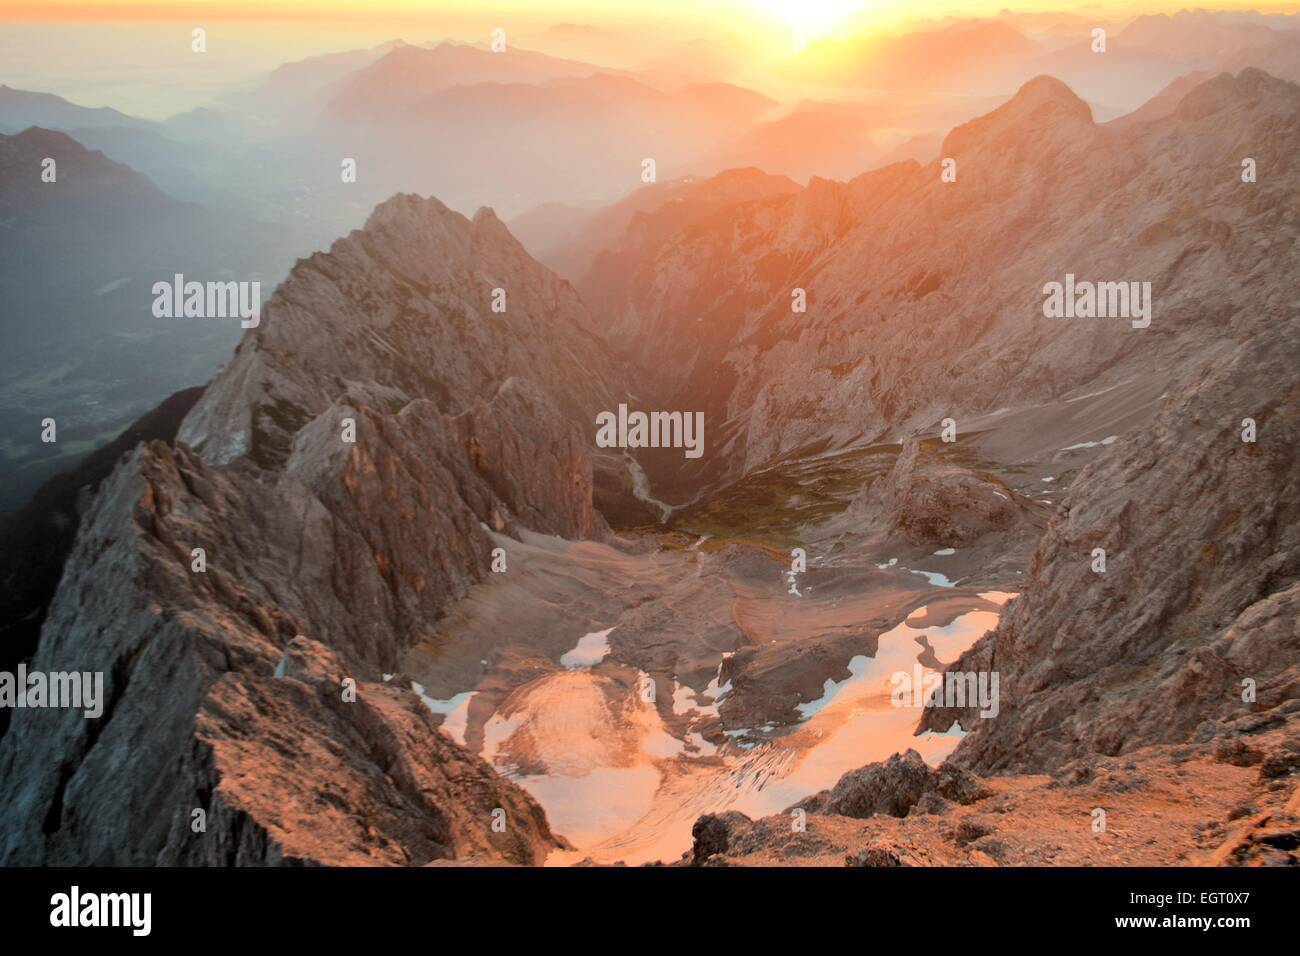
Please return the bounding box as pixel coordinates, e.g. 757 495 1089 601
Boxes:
0 85 150 129
940 74 1093 160
692 166 802 201
0 126 167 203
364 191 457 226
10 125 77 147
1005 75 1092 119
348 193 487 280
350 195 528 272
1175 68 1300 121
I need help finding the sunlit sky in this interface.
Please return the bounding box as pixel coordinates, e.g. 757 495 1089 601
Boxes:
2 1 1298 117
6 1 1299 31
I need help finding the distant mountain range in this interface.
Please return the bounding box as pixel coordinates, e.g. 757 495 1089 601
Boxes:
0 127 296 512
780 10 1300 110
0 84 154 132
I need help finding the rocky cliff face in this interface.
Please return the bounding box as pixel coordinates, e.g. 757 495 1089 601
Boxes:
0 194 622 864
0 386 205 742
920 314 1300 771
906 71 1300 771
597 71 1300 500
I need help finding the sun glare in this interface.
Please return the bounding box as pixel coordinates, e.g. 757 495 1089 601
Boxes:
750 0 869 37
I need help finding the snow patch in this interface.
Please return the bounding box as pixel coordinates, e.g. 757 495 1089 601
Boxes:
560 627 615 668
1061 435 1118 451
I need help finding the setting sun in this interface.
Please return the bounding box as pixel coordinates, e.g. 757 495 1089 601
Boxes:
749 0 871 36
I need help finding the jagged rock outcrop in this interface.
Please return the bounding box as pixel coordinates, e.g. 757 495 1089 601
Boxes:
792 749 991 819
847 438 1024 547
688 752 992 865
793 750 934 818
686 722 1300 866
0 194 623 864
690 811 755 865
844 841 921 867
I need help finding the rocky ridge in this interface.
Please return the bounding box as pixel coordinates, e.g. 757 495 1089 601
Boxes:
591 71 1300 500
686 723 1300 866
0 194 623 864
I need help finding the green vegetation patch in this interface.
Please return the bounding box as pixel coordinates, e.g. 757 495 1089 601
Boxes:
669 443 900 545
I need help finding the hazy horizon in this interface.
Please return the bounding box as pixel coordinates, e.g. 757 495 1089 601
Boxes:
4 1 1300 117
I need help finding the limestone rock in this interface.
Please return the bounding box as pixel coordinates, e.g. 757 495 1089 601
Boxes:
0 194 622 865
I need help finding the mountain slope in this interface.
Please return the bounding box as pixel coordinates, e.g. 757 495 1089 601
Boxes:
222 40 409 121
0 127 292 513
782 20 1040 91
309 65 776 219
324 42 618 122
0 85 154 131
0 194 623 865
921 315 1300 770
515 166 799 282
1107 71 1213 129
574 67 1300 778
594 71 1300 503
